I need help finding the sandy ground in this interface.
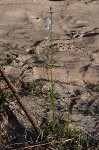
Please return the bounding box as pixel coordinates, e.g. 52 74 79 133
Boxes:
0 0 99 149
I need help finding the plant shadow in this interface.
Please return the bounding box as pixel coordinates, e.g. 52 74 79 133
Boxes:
0 104 37 150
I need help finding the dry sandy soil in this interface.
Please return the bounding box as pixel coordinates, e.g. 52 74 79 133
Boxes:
0 0 99 149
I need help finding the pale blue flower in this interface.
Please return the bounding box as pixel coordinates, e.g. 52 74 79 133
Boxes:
45 17 51 25
45 17 51 32
44 17 51 40
45 25 50 32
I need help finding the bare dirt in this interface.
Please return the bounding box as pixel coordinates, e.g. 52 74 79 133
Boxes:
0 0 99 149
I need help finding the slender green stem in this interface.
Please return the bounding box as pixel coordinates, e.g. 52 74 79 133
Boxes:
50 7 55 131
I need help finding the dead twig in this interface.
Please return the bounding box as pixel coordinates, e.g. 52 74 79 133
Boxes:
16 138 74 150
0 65 42 136
5 138 74 150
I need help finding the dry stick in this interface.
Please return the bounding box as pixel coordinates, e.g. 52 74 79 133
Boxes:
0 65 42 136
4 138 74 150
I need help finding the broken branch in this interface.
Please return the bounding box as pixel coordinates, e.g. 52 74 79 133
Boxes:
0 65 42 136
